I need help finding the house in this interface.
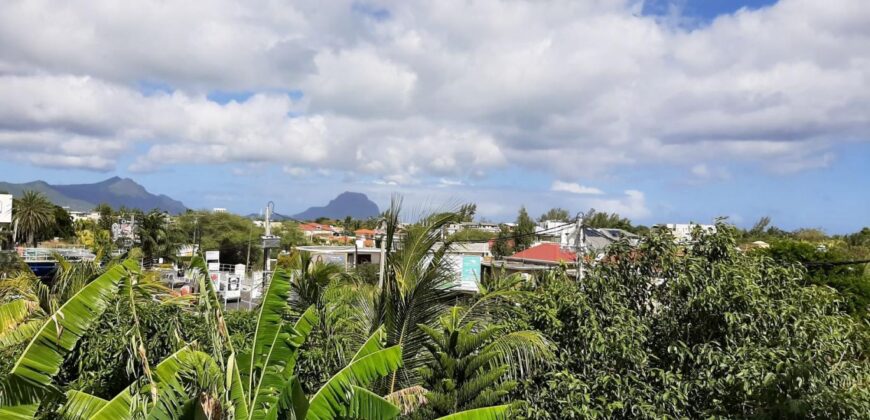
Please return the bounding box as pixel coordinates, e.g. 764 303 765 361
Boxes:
485 227 639 278
509 242 577 265
444 222 502 237
294 245 383 270
535 220 576 245
582 228 639 252
484 242 578 277
68 209 100 223
438 242 493 293
535 220 639 252
664 223 716 243
299 223 340 241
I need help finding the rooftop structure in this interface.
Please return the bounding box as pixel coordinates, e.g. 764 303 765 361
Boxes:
664 223 716 243
509 242 577 264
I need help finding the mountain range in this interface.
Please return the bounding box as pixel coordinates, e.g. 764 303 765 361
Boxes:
292 192 380 220
0 177 187 213
1 177 380 220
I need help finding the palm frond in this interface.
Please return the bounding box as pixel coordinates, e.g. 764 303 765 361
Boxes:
384 386 428 415
0 300 33 333
307 344 403 420
433 405 511 420
245 268 306 419
347 385 400 420
0 319 45 350
58 390 107 420
0 260 134 408
474 331 554 378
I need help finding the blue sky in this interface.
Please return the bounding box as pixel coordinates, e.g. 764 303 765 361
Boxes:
0 0 868 234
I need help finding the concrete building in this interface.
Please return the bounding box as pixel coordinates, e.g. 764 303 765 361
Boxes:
444 222 502 237
439 242 492 292
484 242 577 277
664 223 716 243
68 209 100 223
294 245 383 270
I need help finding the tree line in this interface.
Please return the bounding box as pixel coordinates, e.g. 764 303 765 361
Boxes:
1 197 868 418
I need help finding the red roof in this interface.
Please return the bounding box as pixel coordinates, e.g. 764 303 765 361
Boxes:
300 223 336 232
509 243 576 263
354 229 376 236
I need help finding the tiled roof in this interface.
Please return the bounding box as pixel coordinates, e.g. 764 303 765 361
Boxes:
509 243 576 263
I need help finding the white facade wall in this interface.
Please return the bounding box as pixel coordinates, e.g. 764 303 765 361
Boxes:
665 223 716 243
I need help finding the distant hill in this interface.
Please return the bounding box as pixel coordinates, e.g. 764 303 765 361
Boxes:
292 192 380 221
0 177 187 213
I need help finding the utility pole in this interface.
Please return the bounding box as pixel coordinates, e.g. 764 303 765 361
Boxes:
574 213 586 281
263 201 274 273
377 220 386 288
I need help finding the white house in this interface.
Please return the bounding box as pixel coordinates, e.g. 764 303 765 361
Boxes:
664 223 716 243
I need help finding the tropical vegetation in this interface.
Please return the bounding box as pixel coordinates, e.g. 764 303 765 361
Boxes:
0 195 868 418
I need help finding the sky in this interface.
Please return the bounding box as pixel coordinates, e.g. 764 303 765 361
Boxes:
0 0 868 233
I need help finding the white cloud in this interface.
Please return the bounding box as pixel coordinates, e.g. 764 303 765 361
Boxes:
0 0 868 182
690 164 731 182
587 190 651 220
551 180 604 195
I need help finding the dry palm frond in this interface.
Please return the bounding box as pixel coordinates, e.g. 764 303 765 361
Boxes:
385 385 429 415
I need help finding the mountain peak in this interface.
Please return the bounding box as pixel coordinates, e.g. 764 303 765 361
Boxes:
0 177 187 213
293 192 379 220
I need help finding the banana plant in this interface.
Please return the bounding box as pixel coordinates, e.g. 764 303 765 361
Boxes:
56 257 404 419
0 258 139 418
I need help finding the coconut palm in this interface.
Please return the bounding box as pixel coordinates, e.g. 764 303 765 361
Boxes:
12 190 55 247
136 210 182 266
357 197 464 395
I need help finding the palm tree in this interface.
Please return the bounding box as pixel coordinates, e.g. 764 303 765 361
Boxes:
362 197 463 395
287 251 343 314
12 190 55 247
337 197 539 395
136 210 182 266
415 307 552 418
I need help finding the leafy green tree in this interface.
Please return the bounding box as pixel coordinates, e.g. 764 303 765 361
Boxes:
748 215 771 236
273 221 307 250
580 208 634 232
136 210 182 264
458 204 477 223
514 207 535 251
491 226 514 258
175 211 263 265
45 206 76 241
96 203 114 231
761 238 869 320
538 208 570 223
11 190 55 247
514 223 870 418
845 227 870 247
446 229 496 242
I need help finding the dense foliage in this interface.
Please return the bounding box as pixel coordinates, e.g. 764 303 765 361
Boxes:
512 223 869 418
514 207 536 251
2 199 868 419
174 211 264 265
